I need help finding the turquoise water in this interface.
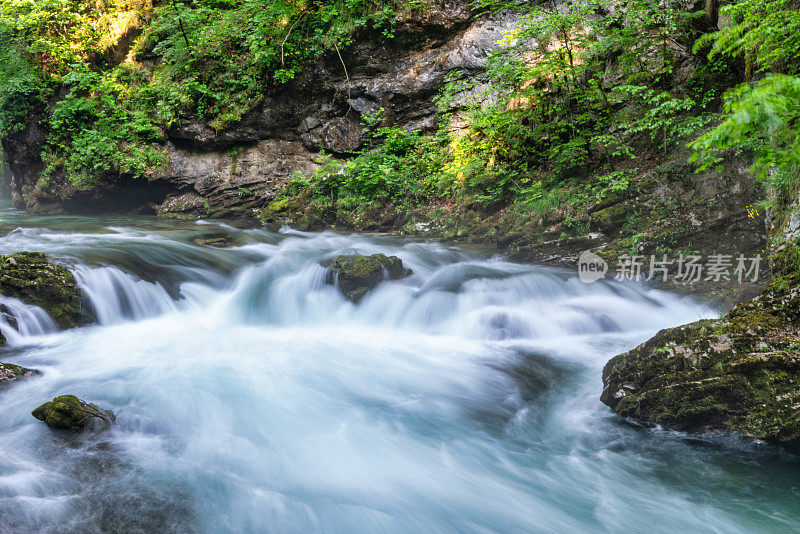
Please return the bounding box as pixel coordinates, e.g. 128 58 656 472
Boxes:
0 202 798 533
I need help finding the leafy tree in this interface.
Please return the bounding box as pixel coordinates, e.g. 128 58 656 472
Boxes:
691 74 800 193
691 0 800 200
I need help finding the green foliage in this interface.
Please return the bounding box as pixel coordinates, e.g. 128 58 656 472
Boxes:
145 0 406 129
0 36 46 134
620 85 713 154
691 74 800 193
440 0 715 206
691 0 800 204
697 0 800 75
5 0 795 222
283 0 726 214
286 118 448 211
0 0 414 186
0 0 149 75
42 65 167 187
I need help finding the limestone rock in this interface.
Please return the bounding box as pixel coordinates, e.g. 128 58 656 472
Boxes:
32 395 115 432
153 139 319 219
601 273 800 449
324 254 412 302
0 252 90 330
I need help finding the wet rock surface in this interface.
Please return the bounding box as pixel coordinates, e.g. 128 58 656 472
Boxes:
601 273 800 450
0 361 40 387
324 253 411 302
32 395 115 432
0 252 91 330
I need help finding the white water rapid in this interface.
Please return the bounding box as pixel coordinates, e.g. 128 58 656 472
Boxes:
0 205 798 533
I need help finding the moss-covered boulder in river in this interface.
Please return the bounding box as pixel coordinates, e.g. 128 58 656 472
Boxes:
0 361 40 387
32 395 115 432
324 254 412 302
0 252 90 330
601 272 800 449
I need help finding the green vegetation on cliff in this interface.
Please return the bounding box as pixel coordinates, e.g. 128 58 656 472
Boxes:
0 0 415 186
692 0 800 207
1 0 799 250
267 0 800 238
272 0 728 214
595 0 800 449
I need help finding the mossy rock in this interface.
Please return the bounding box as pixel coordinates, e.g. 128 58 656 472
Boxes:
324 253 412 302
259 191 335 231
0 361 40 388
589 203 628 234
0 252 91 330
601 273 800 449
32 395 115 432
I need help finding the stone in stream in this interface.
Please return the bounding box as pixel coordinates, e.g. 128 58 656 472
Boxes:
324 254 411 303
0 361 40 387
0 252 91 331
601 272 800 450
194 236 235 247
32 395 115 432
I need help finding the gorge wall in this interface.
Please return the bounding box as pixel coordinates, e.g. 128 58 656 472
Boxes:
3 1 513 219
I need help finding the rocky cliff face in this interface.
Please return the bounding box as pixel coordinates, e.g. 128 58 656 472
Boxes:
2 1 515 218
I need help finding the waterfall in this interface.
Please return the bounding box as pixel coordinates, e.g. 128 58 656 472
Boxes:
71 265 178 325
0 296 56 345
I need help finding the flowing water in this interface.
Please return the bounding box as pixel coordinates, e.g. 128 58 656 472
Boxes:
0 201 797 533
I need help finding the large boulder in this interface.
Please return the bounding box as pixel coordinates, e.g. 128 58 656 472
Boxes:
0 252 90 330
601 273 800 449
324 253 411 302
32 395 115 432
0 362 40 387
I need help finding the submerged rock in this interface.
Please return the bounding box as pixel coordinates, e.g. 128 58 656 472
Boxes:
32 395 115 432
324 253 411 302
0 252 90 330
194 236 235 247
0 361 40 387
601 273 800 449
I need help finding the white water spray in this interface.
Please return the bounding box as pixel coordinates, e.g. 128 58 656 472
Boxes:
0 210 797 533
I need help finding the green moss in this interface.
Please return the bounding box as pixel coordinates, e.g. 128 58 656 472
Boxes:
0 361 40 385
31 394 114 431
601 271 800 448
264 197 290 214
157 212 197 221
0 252 91 330
324 253 411 302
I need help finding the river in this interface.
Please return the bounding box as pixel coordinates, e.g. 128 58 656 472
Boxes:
0 201 798 533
